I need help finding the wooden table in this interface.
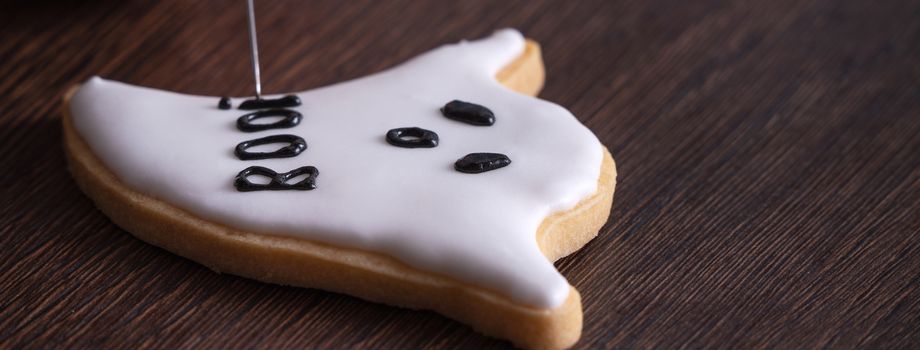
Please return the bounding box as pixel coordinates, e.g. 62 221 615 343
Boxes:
2 0 918 348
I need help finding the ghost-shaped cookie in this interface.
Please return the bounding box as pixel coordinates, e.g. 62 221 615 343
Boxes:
64 29 617 350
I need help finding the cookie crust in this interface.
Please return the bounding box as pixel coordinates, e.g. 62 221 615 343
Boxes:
62 40 616 350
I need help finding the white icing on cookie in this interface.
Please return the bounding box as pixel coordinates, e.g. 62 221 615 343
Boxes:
70 29 602 308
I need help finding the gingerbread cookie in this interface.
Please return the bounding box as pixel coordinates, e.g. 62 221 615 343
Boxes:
63 29 617 349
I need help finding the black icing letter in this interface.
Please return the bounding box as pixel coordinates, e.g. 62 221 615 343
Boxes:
238 95 302 110
237 109 302 132
235 134 307 160
234 166 318 191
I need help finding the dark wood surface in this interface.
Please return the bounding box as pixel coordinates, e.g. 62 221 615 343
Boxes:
2 0 918 348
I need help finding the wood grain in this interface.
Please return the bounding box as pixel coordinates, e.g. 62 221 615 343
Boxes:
1 0 918 348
